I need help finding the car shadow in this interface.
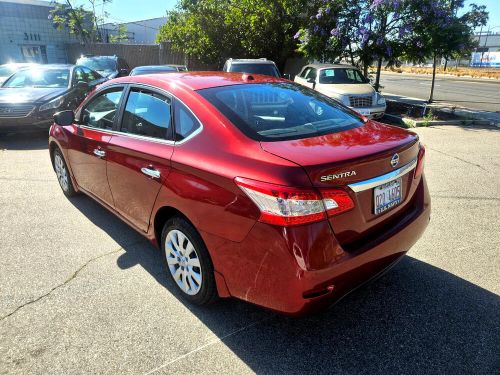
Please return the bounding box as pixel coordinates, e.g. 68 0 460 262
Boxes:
68 195 499 374
0 129 49 150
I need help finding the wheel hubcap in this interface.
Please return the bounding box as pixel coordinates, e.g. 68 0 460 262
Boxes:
165 229 202 295
54 153 69 192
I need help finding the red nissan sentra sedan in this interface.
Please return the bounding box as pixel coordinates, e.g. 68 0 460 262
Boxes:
48 72 430 315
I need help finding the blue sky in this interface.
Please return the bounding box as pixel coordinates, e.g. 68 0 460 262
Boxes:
72 0 499 29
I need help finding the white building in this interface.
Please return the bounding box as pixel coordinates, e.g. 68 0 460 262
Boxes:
101 17 167 45
0 0 79 64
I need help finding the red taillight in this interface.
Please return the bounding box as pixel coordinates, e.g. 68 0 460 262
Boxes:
414 144 426 179
235 177 354 226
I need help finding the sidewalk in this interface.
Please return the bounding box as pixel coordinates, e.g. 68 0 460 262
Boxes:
384 93 500 126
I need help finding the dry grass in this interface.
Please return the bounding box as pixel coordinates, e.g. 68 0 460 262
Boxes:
382 66 500 80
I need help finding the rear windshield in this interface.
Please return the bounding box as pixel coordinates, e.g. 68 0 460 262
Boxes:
228 63 280 77
198 83 363 141
319 68 368 84
77 57 117 73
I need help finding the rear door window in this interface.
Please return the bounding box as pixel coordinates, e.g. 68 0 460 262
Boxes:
120 88 172 140
174 100 201 141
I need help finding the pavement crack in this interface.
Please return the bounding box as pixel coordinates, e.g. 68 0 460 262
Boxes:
0 247 125 322
428 147 487 171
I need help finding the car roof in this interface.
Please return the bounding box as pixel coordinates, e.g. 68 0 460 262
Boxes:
228 58 276 65
304 63 359 69
132 65 177 71
110 71 284 91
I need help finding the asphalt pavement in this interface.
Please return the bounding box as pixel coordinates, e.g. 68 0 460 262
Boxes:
0 126 499 374
380 71 500 113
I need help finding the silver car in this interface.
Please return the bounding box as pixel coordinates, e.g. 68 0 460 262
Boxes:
294 64 386 119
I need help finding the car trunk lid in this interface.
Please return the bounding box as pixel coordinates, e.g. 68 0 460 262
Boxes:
260 121 421 251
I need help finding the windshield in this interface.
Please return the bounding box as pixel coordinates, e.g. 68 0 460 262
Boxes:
77 57 117 73
198 83 363 141
319 68 368 84
229 63 280 77
0 66 16 77
2 68 70 88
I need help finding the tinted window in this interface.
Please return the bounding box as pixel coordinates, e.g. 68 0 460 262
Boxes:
3 68 70 88
298 67 311 78
81 88 123 129
174 101 201 141
319 68 367 84
229 63 280 77
82 67 100 81
198 83 363 141
77 57 117 74
121 89 171 140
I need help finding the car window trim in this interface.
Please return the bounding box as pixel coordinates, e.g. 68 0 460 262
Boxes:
77 82 204 145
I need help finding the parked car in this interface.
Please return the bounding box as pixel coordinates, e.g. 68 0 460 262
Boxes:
223 58 287 78
167 64 188 72
49 72 429 315
295 64 386 119
129 65 178 76
76 55 130 78
0 64 104 131
0 63 39 85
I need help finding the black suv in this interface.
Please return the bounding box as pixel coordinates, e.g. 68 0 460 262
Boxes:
76 55 130 79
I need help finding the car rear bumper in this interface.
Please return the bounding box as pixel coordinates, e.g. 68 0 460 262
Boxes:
204 175 430 316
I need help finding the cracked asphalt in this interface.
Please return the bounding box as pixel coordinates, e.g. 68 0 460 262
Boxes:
0 125 499 374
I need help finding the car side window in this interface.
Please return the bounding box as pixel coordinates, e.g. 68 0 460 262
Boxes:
121 89 171 140
174 100 201 141
305 68 317 81
73 67 85 83
299 67 310 78
81 88 124 130
81 67 99 82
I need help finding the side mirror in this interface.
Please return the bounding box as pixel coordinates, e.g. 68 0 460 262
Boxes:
282 73 291 80
119 69 129 76
76 81 89 90
54 110 74 126
307 77 316 89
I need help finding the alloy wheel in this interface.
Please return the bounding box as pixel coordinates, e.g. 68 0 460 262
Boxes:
165 229 203 295
54 152 69 192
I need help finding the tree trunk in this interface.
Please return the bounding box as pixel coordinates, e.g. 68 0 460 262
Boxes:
428 54 437 103
363 62 369 78
348 43 355 66
374 56 383 92
444 58 448 71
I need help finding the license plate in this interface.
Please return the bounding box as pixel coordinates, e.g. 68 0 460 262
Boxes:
373 178 402 215
357 108 370 115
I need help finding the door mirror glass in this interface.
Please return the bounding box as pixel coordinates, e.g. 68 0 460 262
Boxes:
306 77 315 84
54 110 74 126
119 69 129 76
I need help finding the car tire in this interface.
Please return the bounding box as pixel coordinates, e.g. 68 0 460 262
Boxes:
53 148 77 197
161 216 218 305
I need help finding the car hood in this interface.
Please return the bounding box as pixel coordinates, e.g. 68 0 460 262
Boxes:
0 87 68 104
318 83 375 96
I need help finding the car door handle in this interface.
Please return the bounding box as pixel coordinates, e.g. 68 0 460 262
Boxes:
141 167 161 179
93 149 106 158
